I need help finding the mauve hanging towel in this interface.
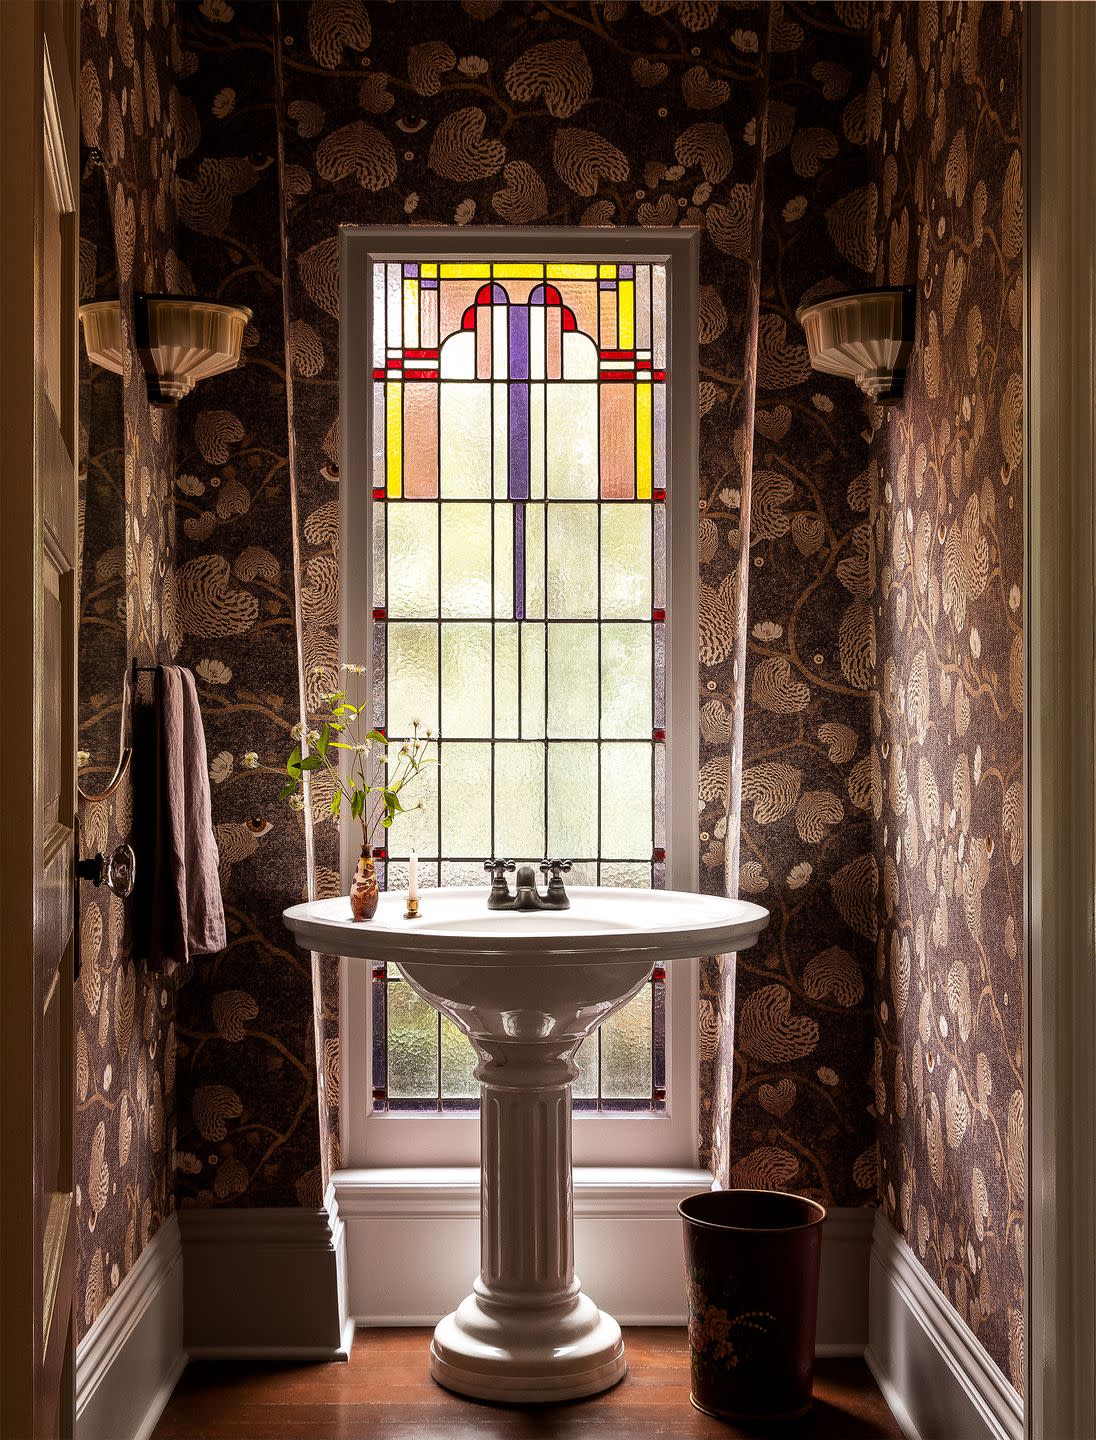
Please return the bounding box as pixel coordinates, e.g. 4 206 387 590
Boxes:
140 665 226 972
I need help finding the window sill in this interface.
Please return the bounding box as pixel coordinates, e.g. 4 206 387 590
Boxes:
333 1165 713 1219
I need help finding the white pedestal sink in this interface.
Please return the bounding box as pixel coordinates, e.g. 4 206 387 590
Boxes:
283 885 768 1403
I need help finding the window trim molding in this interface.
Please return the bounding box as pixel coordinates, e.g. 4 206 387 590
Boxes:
339 227 700 1169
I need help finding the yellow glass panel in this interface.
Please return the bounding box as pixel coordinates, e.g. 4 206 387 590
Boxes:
386 381 403 498
421 263 438 277
598 263 617 278
441 263 491 278
403 278 420 347
494 264 544 278
618 279 635 348
636 382 652 499
547 263 598 279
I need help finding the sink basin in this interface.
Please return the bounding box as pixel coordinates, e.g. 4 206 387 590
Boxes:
284 885 768 1403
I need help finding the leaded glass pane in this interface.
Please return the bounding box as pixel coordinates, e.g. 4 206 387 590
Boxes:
369 257 669 1115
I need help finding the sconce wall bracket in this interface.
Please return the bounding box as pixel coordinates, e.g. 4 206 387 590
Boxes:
796 286 916 405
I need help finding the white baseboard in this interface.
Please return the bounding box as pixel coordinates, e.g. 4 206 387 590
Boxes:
866 1214 1023 1440
179 1182 353 1360
75 1213 185 1440
334 1167 873 1351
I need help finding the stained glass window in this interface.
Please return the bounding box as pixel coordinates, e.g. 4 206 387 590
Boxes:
367 260 669 1113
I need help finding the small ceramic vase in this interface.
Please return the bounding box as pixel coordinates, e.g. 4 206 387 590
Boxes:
350 846 379 921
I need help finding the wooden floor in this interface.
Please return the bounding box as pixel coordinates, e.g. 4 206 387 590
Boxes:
153 1329 903 1439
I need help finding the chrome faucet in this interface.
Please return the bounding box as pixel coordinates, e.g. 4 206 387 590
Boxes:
484 859 573 911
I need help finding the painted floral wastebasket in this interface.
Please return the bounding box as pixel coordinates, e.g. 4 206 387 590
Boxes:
679 1188 826 1423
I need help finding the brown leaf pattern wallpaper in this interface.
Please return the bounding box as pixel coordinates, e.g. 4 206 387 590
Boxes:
867 1 1024 1390
75 0 184 1342
718 6 881 1204
72 0 1023 1387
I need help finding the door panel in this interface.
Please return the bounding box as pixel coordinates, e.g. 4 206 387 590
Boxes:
0 2 80 1435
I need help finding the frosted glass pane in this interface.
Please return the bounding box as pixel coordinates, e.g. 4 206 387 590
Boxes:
548 742 598 858
530 385 545 499
601 743 651 859
600 861 652 888
547 385 597 498
600 987 652 1100
547 624 599 738
493 380 508 497
441 741 492 857
635 264 651 350
387 622 438 736
652 263 667 367
494 503 513 618
494 623 519 738
372 505 386 604
372 266 386 364
387 502 438 617
547 504 598 619
440 384 490 497
520 622 546 738
440 860 488 886
387 740 438 858
441 1017 478 1098
442 623 492 737
387 980 438 1099
601 506 651 618
372 381 385 486
573 1036 598 1099
441 503 492 617
566 861 597 885
525 504 545 618
494 742 545 858
600 623 652 738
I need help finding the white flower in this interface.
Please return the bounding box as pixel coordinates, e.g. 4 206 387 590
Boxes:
209 751 233 784
306 729 321 746
291 722 304 740
341 662 366 675
242 751 259 770
288 793 305 811
76 750 91 769
195 658 232 685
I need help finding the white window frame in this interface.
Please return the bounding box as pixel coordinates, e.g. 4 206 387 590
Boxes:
339 227 700 1169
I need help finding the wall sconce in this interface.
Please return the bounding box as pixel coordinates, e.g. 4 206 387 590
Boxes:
796 287 915 404
79 295 252 407
78 299 124 376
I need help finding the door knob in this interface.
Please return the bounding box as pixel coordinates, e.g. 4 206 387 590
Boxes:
76 842 136 898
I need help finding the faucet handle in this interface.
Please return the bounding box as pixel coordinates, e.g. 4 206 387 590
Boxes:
540 858 573 877
484 858 516 878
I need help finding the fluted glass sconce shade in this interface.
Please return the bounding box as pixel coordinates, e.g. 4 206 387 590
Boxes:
78 299 124 375
133 294 252 406
796 286 915 404
79 295 252 406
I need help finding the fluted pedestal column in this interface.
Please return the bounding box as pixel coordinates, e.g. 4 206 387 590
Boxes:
429 1040 627 1402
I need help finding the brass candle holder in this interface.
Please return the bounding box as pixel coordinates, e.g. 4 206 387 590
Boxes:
404 895 421 919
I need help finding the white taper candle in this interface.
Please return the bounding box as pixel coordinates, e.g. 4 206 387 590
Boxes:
409 849 419 902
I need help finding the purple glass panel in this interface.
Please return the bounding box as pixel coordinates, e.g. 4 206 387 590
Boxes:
421 279 439 290
403 262 419 277
653 621 666 727
599 280 617 291
508 305 530 500
653 740 666 850
513 503 526 621
509 305 530 380
619 264 634 279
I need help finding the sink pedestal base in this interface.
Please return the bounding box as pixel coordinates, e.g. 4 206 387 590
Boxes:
430 1288 626 1403
428 1041 628 1403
